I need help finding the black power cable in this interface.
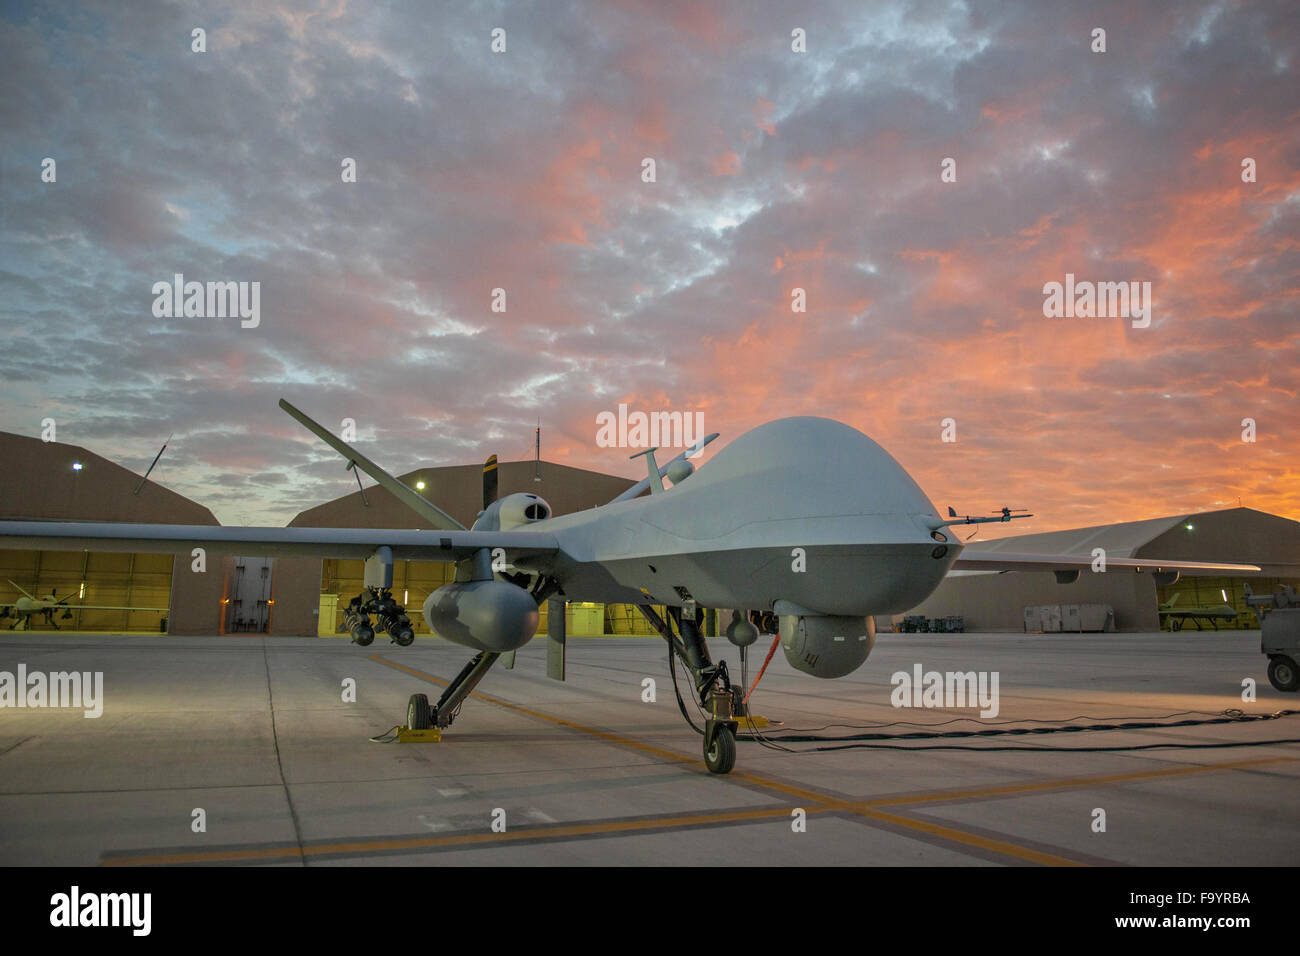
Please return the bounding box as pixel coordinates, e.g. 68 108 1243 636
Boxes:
795 736 1300 753
666 651 1300 754
768 709 1300 742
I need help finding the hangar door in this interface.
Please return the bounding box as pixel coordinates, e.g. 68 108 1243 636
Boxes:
1156 577 1291 631
0 549 171 632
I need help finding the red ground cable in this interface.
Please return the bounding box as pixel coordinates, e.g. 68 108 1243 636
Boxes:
743 633 781 705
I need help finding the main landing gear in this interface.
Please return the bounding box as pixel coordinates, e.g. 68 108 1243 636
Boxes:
395 572 562 738
405 651 502 730
638 602 744 774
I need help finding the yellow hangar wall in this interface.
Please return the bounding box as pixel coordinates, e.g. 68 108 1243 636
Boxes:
0 431 224 634
271 458 658 638
314 556 672 637
0 550 174 632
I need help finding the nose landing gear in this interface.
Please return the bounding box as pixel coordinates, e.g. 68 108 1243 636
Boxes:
704 720 736 774
638 603 742 774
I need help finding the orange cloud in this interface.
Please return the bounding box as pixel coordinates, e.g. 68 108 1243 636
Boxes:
713 151 741 175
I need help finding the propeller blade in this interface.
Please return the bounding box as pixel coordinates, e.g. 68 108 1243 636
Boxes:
483 454 499 511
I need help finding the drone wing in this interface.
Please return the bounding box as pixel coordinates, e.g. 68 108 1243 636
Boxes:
44 605 172 613
6 579 36 600
952 552 1258 575
0 521 561 566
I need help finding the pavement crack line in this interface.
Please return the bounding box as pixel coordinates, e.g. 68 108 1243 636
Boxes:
0 735 35 759
263 638 307 866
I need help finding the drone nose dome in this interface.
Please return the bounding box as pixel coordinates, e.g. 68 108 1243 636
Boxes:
636 417 939 540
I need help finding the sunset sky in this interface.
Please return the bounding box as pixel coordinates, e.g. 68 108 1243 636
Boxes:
2 0 1297 531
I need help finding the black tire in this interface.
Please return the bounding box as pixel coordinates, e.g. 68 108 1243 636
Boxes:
407 693 433 729
704 725 736 774
1267 656 1299 693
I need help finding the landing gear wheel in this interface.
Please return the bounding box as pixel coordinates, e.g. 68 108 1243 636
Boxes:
1268 656 1299 693
407 693 433 729
704 725 736 775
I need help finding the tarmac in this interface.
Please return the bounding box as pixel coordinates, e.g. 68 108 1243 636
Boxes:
1 629 1297 866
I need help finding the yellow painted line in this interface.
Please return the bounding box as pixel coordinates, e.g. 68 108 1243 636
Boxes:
107 655 1293 868
365 655 1085 864
368 654 1299 866
864 755 1298 809
102 806 803 866
836 756 1298 866
850 806 1083 866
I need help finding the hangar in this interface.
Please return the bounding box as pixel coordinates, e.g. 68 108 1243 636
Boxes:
0 430 700 639
0 431 223 634
907 508 1300 632
4 429 1295 641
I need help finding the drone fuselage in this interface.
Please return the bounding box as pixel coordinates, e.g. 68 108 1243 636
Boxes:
521 417 958 616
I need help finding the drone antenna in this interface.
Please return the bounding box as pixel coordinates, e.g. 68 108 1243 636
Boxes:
133 434 173 495
534 419 542 482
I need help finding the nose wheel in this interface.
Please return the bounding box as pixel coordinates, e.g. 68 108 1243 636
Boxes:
704 722 736 774
406 693 433 730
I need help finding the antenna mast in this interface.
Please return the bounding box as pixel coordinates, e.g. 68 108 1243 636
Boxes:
534 420 541 482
